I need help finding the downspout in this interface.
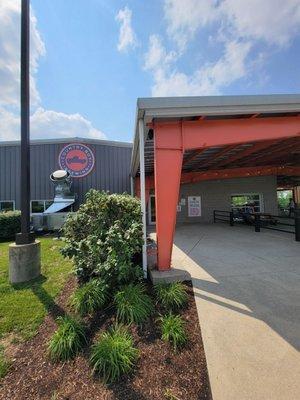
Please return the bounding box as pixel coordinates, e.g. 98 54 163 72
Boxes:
138 118 147 278
130 175 134 196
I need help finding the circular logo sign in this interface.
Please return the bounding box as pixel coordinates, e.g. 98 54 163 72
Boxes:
59 143 95 178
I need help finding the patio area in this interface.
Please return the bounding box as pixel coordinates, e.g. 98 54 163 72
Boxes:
169 223 299 399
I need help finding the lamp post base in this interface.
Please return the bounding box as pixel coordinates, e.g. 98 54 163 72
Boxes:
9 240 41 284
15 232 35 245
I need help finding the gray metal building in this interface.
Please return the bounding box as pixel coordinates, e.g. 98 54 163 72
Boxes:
0 137 132 212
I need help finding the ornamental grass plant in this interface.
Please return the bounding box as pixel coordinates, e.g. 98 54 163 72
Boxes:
48 316 87 361
154 282 188 311
114 283 153 324
159 313 187 351
90 324 138 383
70 279 108 316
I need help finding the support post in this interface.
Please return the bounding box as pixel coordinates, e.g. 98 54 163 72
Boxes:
254 214 261 232
9 0 40 284
230 211 234 226
130 175 134 196
295 207 300 242
16 0 34 245
154 124 183 270
139 119 147 278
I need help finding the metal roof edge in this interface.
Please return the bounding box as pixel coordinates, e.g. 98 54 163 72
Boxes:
0 136 132 148
137 94 300 111
130 104 145 177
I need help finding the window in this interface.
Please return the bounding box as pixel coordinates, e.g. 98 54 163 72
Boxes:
0 201 15 212
31 200 53 213
231 193 263 213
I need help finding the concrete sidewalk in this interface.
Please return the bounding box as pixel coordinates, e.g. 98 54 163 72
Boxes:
172 224 300 400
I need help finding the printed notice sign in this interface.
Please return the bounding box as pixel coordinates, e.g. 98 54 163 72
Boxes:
188 196 201 217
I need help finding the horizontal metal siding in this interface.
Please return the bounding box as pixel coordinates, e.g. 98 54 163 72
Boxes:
0 145 20 207
176 176 278 224
0 141 132 210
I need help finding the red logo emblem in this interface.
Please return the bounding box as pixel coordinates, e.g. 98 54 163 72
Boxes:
59 143 95 178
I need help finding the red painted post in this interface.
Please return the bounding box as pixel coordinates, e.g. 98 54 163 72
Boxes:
154 123 183 270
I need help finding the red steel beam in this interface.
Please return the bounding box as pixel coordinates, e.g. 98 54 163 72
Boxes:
250 146 300 166
180 165 300 185
239 138 300 166
213 139 280 169
154 125 183 270
183 148 206 166
154 117 300 151
200 144 239 169
140 165 300 191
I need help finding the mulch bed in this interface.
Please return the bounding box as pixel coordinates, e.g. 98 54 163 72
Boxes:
0 278 211 400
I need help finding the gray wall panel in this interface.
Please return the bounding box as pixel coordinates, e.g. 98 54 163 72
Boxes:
0 140 132 210
176 176 278 224
146 176 278 225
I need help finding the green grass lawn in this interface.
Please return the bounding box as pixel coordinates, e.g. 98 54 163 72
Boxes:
0 237 73 343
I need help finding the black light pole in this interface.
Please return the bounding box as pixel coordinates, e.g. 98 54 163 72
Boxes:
16 0 34 245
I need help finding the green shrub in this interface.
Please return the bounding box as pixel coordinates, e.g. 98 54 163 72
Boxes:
48 316 87 361
0 211 21 241
159 314 187 351
155 282 188 311
0 346 10 379
90 324 138 383
70 280 108 316
61 190 143 285
115 283 153 325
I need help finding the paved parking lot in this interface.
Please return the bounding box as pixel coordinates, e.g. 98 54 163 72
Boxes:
172 223 300 400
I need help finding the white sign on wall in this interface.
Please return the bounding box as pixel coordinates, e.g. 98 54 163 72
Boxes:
188 196 201 217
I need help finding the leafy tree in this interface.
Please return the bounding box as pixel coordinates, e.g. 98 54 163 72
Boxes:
277 190 292 210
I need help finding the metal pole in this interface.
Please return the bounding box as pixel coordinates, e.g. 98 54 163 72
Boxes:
254 214 261 232
295 206 300 242
16 0 34 245
139 118 147 278
230 211 234 226
130 175 134 197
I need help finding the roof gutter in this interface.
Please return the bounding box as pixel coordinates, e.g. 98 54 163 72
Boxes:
130 103 145 178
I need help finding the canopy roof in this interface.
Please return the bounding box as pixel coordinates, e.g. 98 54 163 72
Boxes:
131 94 300 186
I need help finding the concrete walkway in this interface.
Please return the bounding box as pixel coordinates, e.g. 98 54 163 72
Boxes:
172 224 300 400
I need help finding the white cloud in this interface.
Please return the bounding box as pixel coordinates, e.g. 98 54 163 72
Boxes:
115 6 137 52
164 0 300 49
0 0 45 107
0 107 19 141
144 0 300 96
221 0 300 46
0 1 105 141
0 107 106 141
144 35 177 72
164 0 218 50
146 38 251 96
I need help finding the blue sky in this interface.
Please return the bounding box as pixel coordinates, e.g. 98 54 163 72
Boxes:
1 0 300 143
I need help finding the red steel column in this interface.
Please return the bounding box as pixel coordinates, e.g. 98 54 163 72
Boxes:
154 122 183 270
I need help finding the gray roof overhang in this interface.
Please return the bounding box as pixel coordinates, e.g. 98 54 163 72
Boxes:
131 94 300 177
